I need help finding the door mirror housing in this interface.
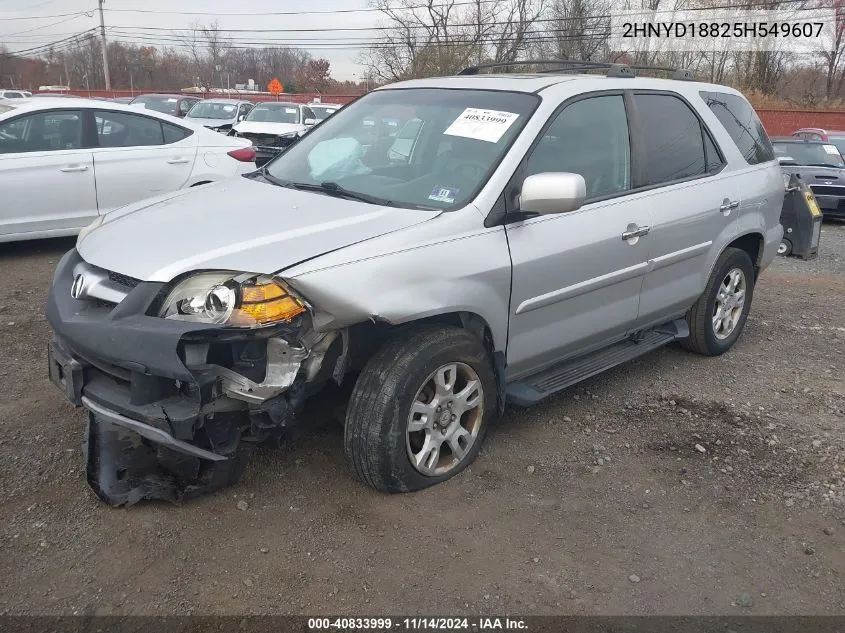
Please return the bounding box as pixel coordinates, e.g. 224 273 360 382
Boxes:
519 172 586 215
238 114 246 122
304 117 316 126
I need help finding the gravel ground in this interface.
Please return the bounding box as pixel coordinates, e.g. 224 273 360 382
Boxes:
0 227 843 616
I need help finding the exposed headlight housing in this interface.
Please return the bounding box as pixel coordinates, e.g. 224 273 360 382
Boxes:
160 272 306 327
782 172 791 190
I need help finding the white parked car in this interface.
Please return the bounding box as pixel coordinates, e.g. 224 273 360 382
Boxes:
0 90 28 99
185 98 254 133
0 98 256 243
230 101 317 165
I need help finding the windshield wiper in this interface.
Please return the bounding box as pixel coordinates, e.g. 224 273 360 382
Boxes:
286 181 394 206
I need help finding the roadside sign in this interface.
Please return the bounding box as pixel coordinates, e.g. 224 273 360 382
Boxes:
268 78 283 95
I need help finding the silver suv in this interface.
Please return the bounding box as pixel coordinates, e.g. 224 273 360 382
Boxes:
46 62 784 504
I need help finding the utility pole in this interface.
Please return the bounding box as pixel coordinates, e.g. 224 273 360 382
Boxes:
98 0 111 90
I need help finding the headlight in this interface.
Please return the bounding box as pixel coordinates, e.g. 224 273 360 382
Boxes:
160 272 306 326
279 131 299 139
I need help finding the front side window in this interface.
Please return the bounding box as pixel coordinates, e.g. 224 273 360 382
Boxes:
0 110 82 154
246 104 301 124
525 95 631 200
264 88 539 210
303 106 316 122
635 94 707 185
312 105 339 120
700 91 774 165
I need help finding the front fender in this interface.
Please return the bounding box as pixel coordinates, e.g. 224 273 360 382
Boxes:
285 227 512 352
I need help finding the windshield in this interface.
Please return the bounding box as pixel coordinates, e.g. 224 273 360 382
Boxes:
246 103 300 124
0 105 15 114
187 102 238 120
773 141 845 167
311 105 339 119
827 136 845 157
131 96 178 116
264 88 539 210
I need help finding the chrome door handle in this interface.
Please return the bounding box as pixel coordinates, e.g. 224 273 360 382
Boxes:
167 158 190 164
60 165 89 173
622 225 650 240
720 200 740 212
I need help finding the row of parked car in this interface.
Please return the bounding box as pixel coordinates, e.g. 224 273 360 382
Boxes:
772 128 845 221
0 92 347 243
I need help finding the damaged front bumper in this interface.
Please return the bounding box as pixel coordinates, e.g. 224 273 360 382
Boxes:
46 249 342 505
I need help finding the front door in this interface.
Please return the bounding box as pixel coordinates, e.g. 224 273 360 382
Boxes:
0 109 97 239
505 93 652 380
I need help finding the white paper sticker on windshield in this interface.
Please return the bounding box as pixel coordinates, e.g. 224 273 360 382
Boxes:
444 108 519 143
223 105 236 112
285 108 297 113
823 144 840 155
166 98 177 102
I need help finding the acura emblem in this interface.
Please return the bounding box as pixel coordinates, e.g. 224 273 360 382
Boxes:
70 274 85 299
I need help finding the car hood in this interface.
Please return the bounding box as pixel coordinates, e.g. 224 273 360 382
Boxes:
77 177 441 282
190 117 234 128
233 120 304 136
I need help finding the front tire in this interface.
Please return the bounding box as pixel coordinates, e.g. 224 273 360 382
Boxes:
681 247 755 356
344 326 497 492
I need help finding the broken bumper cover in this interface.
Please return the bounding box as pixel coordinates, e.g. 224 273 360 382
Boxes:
46 248 311 505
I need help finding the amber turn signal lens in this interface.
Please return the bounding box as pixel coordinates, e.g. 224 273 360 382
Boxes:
238 281 305 324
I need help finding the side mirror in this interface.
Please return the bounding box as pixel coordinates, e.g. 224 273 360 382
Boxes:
519 172 586 215
238 114 245 122
304 117 316 126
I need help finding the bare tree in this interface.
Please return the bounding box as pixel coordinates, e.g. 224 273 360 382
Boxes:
363 0 544 81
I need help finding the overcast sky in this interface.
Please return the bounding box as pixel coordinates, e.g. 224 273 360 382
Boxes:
1 0 382 81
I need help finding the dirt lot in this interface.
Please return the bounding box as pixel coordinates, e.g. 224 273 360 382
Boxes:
0 227 844 616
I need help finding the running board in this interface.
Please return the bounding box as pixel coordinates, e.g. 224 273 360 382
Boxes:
506 319 689 407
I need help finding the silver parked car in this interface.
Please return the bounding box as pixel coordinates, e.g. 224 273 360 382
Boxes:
46 61 784 504
185 98 254 133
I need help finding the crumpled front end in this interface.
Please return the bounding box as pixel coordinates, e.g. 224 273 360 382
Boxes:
46 249 344 505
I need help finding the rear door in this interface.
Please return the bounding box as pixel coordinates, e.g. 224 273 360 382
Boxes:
505 93 652 379
90 109 197 213
630 91 734 329
0 108 97 238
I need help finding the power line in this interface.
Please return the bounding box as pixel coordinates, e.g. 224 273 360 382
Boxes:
0 10 93 21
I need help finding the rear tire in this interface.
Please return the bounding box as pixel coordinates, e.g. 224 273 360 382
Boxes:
344 326 497 492
681 247 755 356
778 238 792 256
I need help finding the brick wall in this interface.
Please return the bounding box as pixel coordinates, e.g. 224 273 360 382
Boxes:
60 89 360 104
46 90 845 136
757 109 845 136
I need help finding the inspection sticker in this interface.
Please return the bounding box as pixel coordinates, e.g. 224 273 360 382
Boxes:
429 186 459 203
285 108 297 113
444 108 519 143
823 144 840 155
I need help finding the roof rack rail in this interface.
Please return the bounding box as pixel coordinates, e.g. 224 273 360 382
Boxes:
457 59 695 81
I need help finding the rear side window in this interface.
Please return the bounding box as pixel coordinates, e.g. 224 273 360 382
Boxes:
700 91 774 165
95 110 193 147
634 93 711 185
162 122 192 144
